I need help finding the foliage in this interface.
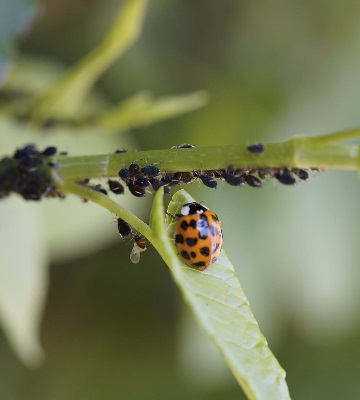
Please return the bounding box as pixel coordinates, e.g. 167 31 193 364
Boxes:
0 0 206 368
1 0 360 399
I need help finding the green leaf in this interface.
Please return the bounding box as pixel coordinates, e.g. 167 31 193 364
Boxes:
32 0 148 119
0 198 49 367
0 0 39 84
98 90 209 131
150 189 290 400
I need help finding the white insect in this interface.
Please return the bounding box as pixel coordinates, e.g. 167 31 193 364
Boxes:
130 235 147 264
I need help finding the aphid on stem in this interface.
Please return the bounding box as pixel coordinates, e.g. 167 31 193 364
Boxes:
130 235 147 264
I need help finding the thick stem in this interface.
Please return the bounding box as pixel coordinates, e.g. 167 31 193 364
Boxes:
57 137 360 182
291 137 360 169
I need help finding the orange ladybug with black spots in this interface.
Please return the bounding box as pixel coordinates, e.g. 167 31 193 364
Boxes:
174 202 223 271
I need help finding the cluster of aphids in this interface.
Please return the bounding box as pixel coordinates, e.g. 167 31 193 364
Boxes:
0 144 66 200
77 148 164 198
0 143 315 201
91 143 313 198
188 143 312 188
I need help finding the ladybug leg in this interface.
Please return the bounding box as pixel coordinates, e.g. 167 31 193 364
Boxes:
166 212 181 220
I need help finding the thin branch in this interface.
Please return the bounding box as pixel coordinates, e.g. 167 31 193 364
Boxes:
61 181 152 240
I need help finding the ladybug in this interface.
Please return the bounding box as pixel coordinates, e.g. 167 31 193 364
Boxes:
174 202 223 271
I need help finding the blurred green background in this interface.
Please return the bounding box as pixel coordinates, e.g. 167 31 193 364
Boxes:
2 0 360 398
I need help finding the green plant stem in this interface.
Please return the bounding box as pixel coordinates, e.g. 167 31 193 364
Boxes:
61 181 170 267
61 181 152 239
302 127 360 145
31 0 148 119
57 134 360 182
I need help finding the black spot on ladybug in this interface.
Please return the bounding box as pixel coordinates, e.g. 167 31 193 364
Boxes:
211 214 218 222
190 252 197 258
180 220 189 230
189 219 197 229
192 261 207 268
175 234 184 244
180 250 191 260
200 247 210 256
185 237 198 247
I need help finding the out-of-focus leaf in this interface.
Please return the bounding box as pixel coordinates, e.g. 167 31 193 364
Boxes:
98 90 209 131
32 0 148 120
0 0 39 85
150 189 290 400
1 56 113 121
0 198 49 367
2 57 65 96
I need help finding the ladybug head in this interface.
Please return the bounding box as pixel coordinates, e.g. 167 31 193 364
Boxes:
181 202 209 216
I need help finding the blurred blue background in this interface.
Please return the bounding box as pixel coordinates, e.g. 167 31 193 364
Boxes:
2 0 360 398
